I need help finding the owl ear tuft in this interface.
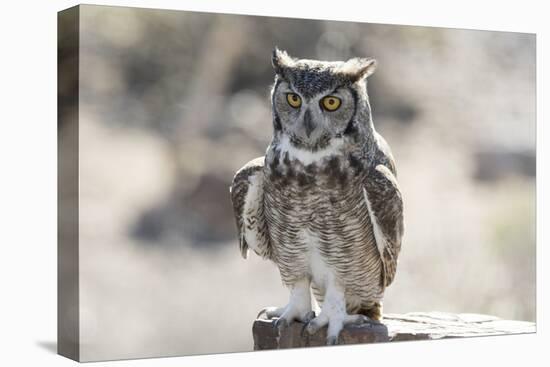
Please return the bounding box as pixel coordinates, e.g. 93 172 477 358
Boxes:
272 47 295 75
342 57 378 81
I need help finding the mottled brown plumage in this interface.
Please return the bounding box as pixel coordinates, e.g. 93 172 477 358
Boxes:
230 48 403 345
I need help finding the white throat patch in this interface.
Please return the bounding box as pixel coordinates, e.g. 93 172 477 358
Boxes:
278 135 344 166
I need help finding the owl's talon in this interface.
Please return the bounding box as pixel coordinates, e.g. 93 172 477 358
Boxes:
299 311 317 337
327 336 339 345
304 319 323 335
257 306 285 320
304 322 316 335
302 310 316 323
344 314 373 326
356 315 371 325
359 315 372 324
273 317 288 330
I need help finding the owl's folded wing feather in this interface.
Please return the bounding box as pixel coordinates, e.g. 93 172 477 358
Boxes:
230 157 272 260
362 158 404 288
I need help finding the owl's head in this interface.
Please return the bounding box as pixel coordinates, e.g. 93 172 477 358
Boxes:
270 48 377 151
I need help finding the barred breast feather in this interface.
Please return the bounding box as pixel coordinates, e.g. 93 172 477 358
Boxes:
230 134 403 311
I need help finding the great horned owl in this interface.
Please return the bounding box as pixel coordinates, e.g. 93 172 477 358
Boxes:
230 48 404 345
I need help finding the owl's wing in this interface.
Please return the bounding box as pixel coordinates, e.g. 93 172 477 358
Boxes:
362 134 404 288
230 157 272 260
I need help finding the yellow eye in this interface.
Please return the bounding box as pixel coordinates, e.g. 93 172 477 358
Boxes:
286 93 302 108
321 96 341 111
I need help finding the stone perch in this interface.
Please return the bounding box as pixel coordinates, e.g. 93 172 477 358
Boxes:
253 312 535 350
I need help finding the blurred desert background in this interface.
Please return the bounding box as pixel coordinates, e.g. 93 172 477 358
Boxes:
58 4 536 361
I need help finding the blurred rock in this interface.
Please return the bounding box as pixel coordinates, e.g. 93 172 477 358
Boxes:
474 149 535 182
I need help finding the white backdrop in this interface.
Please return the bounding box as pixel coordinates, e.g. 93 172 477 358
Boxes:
0 0 546 366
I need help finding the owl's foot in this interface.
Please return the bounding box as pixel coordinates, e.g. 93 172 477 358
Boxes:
258 279 313 331
303 275 377 345
256 306 299 329
269 308 315 330
301 312 329 336
302 313 372 344
303 313 344 345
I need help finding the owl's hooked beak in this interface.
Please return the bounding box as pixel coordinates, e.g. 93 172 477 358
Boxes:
302 109 316 138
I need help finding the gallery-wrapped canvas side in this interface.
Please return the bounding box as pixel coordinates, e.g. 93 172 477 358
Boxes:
58 5 80 362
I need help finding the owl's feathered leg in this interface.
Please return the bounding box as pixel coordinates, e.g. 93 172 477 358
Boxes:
303 279 344 344
258 278 313 330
